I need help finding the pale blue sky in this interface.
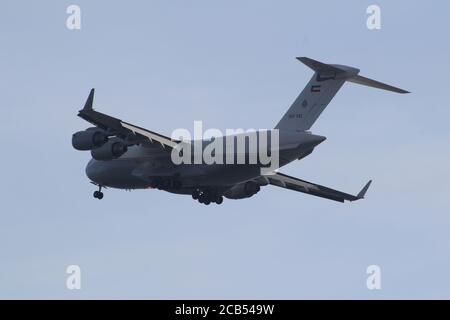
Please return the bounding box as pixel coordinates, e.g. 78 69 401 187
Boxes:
0 0 449 299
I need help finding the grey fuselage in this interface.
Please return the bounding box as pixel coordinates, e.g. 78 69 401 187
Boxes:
85 130 326 195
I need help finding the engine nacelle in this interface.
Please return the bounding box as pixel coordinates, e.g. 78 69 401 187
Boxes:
223 181 261 199
91 138 128 160
72 128 108 151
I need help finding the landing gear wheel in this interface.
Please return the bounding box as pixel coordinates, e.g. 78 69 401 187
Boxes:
192 189 200 200
93 185 104 199
93 191 104 199
216 196 223 205
202 191 211 205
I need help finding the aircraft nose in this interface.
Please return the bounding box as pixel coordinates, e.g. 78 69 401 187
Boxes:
85 159 103 183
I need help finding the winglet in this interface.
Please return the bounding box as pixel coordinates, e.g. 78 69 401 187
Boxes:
83 88 95 110
356 180 372 200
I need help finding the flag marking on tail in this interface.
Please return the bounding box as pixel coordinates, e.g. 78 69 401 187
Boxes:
311 85 321 93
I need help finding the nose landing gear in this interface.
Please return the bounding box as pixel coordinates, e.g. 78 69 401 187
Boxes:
93 185 104 200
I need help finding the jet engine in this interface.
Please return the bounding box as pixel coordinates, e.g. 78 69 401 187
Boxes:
90 138 128 160
72 127 108 151
223 181 261 199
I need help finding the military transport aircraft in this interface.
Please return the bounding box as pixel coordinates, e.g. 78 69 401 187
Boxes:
72 57 408 205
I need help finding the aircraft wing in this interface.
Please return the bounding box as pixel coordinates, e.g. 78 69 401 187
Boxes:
77 89 179 149
263 172 372 203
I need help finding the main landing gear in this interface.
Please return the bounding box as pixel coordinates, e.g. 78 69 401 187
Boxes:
93 185 104 200
192 189 223 205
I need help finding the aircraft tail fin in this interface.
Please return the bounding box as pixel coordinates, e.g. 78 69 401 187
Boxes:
275 57 409 131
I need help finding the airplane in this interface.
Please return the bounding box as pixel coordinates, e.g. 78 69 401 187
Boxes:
72 57 408 205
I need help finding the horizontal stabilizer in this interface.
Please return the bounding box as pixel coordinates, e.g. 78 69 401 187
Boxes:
348 75 409 94
298 57 409 93
296 57 348 74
